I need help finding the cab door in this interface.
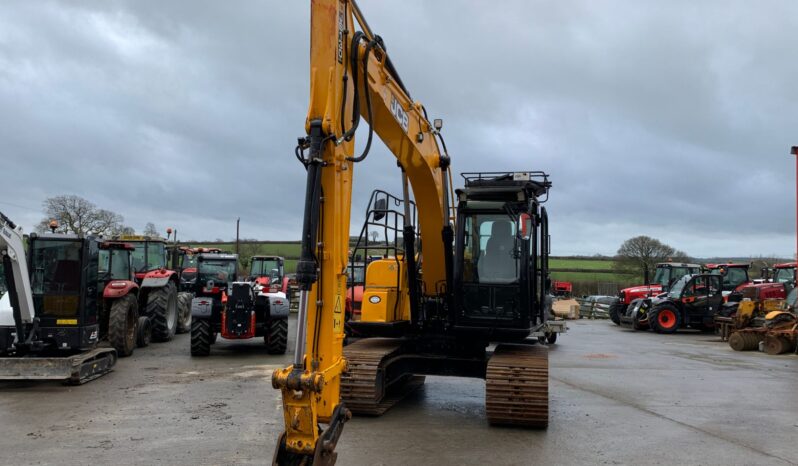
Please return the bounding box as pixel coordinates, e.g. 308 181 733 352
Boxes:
681 275 722 326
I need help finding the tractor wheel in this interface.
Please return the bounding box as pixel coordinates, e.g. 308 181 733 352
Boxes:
109 294 138 357
191 319 212 357
609 302 625 326
176 292 193 334
546 332 557 345
147 281 178 342
649 303 681 334
266 318 288 354
136 316 152 348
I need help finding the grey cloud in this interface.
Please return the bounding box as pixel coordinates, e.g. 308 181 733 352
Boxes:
1 0 797 257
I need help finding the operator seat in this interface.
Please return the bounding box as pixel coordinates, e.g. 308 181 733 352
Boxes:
51 260 80 292
479 221 516 282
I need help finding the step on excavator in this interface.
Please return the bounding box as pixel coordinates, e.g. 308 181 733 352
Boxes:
0 212 143 384
271 1 560 464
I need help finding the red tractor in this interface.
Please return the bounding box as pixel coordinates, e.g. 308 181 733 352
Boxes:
704 263 752 296
610 262 702 325
247 255 291 295
121 236 192 341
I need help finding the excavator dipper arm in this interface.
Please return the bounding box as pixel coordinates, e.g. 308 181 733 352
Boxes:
271 1 450 464
0 211 36 345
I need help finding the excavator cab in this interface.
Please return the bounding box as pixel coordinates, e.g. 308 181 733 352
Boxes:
453 172 551 339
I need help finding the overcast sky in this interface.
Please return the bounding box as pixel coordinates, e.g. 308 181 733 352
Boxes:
2 1 797 257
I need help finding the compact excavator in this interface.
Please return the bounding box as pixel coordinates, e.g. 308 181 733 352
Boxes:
0 212 131 383
271 1 558 464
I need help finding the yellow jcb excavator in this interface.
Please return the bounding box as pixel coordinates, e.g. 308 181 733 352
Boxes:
271 1 561 464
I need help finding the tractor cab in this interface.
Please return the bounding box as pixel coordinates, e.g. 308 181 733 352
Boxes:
248 255 286 293
453 171 552 339
194 253 238 298
772 263 797 285
705 263 751 294
119 236 169 281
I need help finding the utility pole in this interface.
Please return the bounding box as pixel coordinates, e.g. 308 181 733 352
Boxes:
792 146 798 264
236 217 241 256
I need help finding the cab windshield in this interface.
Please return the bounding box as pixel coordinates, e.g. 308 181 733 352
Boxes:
131 242 166 272
348 264 365 286
198 260 237 286
251 258 280 279
653 266 692 287
773 267 795 284
30 240 83 318
709 267 748 290
98 249 132 281
182 254 197 269
667 275 691 299
462 213 519 284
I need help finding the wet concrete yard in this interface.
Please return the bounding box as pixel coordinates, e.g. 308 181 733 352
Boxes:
1 317 797 465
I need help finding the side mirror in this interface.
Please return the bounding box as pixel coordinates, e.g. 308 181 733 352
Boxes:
373 198 387 221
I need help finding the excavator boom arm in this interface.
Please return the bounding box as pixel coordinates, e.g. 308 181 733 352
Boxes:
0 212 35 341
272 1 451 464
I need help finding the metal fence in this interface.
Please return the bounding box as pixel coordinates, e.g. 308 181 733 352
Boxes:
574 296 616 319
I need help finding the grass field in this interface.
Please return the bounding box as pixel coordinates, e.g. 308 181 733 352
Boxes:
186 242 637 281
549 258 615 270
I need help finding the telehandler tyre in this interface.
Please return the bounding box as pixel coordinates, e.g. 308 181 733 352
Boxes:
649 303 681 334
176 292 193 334
147 281 178 342
191 319 212 356
109 294 138 357
266 318 288 354
136 316 152 348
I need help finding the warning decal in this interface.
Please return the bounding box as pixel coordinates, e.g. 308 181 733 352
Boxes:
333 294 343 333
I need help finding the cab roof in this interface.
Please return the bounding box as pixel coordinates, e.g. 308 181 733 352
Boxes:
656 262 701 268
116 235 167 243
705 263 749 269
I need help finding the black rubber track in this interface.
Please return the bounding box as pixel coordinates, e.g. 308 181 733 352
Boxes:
108 294 138 357
191 319 212 356
147 281 178 342
266 318 288 354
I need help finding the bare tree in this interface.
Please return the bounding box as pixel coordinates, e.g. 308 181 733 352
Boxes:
143 222 159 237
370 231 379 243
614 236 688 281
36 195 130 236
237 239 261 274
